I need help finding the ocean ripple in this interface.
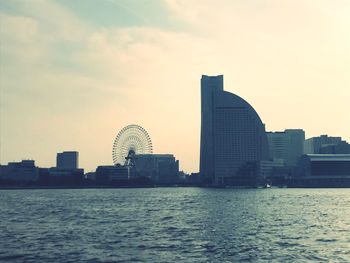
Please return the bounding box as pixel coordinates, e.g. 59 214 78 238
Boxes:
1 188 350 262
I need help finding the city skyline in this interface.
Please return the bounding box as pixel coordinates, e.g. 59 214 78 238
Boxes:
1 0 350 173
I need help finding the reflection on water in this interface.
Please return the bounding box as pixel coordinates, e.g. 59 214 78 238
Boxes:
1 188 350 262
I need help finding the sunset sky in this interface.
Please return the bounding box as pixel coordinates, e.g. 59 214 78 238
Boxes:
1 0 349 173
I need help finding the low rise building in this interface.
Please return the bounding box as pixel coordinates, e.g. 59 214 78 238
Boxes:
294 154 350 187
49 167 84 177
85 172 96 181
0 160 39 182
45 167 85 185
95 165 128 184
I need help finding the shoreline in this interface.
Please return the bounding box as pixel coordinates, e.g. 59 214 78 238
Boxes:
1 185 350 190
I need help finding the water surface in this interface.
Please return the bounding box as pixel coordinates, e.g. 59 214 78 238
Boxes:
1 188 350 262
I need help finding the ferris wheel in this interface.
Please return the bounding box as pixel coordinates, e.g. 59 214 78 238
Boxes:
112 124 153 166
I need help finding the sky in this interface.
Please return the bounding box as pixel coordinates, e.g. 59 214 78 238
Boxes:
1 0 349 173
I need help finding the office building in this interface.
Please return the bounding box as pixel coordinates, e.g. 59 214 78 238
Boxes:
267 129 305 166
304 135 350 154
135 154 179 183
56 151 78 169
304 135 342 154
319 141 350 154
48 151 83 185
200 75 269 186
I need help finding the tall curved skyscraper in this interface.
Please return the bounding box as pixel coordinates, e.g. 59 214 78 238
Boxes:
200 75 269 186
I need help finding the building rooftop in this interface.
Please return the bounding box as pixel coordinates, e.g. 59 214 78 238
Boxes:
306 154 350 161
136 154 174 158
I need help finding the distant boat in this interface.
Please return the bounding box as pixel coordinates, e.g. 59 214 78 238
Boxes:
264 184 271 188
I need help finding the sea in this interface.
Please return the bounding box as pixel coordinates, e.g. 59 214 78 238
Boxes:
1 187 350 262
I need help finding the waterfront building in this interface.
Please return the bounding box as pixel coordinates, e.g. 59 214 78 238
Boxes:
267 129 305 166
46 151 83 185
319 141 350 154
259 159 292 186
304 135 342 154
259 159 284 179
85 172 96 181
56 151 78 169
295 154 350 187
48 167 84 177
0 160 39 182
95 154 179 185
200 75 269 186
95 165 128 184
135 154 179 184
46 167 84 185
266 132 289 163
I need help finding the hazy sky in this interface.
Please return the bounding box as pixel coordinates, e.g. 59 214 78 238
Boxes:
1 0 349 173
